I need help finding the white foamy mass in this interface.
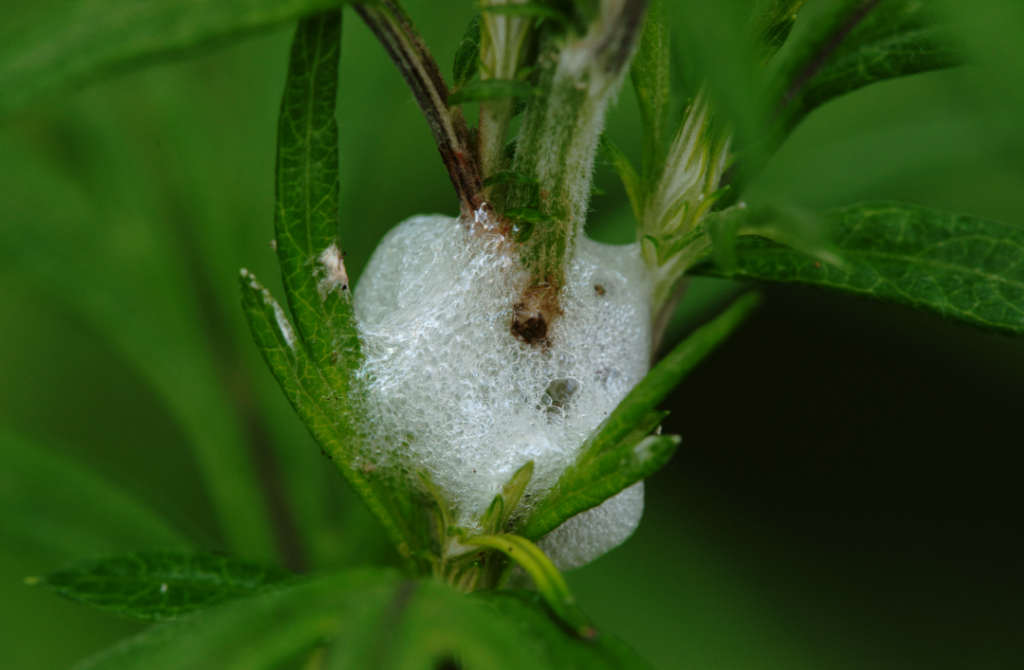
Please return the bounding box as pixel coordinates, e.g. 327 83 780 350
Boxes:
354 214 652 569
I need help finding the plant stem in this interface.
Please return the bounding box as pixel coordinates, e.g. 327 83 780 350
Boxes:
355 1 494 227
508 0 650 294
479 98 515 180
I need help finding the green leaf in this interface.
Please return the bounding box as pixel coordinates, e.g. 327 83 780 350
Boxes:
35 550 294 621
772 0 964 136
704 202 840 273
274 9 362 402
695 202 1024 339
513 220 537 243
599 135 643 225
264 7 370 570
448 79 540 105
75 569 650 670
462 534 595 640
752 0 809 65
480 461 535 534
0 109 276 560
0 432 192 563
523 432 679 543
453 13 483 87
238 271 429 573
0 0 353 118
499 461 535 527
252 12 434 572
630 0 671 190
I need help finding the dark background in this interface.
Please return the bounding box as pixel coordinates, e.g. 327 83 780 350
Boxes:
1 1 1022 668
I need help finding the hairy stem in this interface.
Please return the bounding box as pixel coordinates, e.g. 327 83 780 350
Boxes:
509 0 649 294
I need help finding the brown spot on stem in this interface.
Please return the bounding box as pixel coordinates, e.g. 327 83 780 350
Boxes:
511 282 562 346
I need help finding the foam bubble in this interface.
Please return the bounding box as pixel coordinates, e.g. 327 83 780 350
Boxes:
539 481 645 570
354 215 652 568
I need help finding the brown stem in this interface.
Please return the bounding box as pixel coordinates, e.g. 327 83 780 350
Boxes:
355 1 494 226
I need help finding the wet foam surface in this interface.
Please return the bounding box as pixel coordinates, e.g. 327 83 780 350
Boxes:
354 214 652 567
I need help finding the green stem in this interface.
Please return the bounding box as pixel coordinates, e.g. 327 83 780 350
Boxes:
508 0 650 291
479 98 515 180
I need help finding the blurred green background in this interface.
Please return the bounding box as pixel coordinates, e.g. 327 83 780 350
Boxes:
1 1 1022 668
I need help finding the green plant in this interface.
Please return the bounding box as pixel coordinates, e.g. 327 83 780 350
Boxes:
1 0 1022 668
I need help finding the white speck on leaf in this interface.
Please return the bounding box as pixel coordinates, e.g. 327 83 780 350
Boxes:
318 243 349 298
240 268 261 291
160 582 168 594
273 302 296 350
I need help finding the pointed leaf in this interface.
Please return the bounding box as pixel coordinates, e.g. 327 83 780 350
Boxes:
453 13 483 87
481 460 536 534
773 0 964 136
480 497 505 538
238 271 429 572
0 0 353 117
599 135 643 225
463 534 595 639
268 8 369 570
695 202 1024 339
522 433 679 542
500 460 535 526
274 9 362 398
630 0 671 189
753 0 809 65
35 550 294 622
0 432 192 563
